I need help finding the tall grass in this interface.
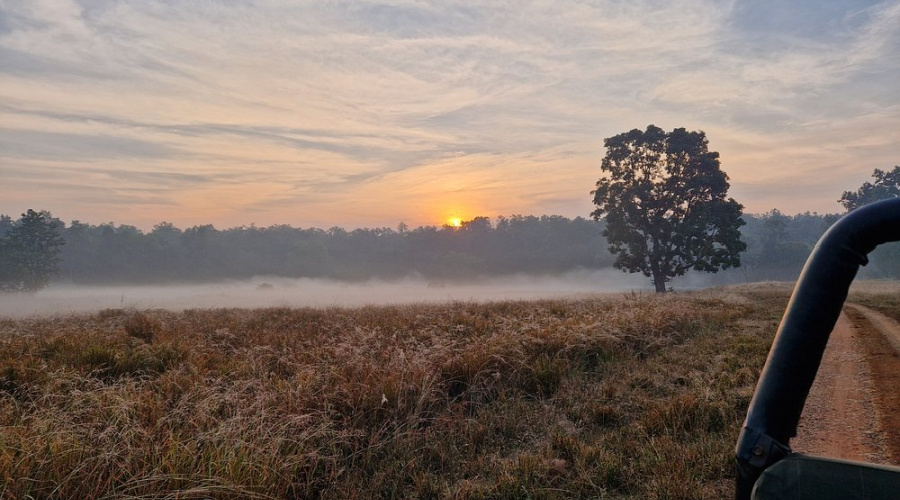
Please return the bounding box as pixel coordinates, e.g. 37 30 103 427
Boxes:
0 289 785 499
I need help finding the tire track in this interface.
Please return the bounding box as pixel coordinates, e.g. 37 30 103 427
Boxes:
790 310 888 462
845 303 900 462
847 303 900 353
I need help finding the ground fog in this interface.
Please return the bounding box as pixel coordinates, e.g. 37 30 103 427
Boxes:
0 270 660 317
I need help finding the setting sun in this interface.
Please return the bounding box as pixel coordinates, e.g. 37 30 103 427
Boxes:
446 217 463 228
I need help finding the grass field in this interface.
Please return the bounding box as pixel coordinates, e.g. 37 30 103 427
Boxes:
848 282 900 323
0 286 798 499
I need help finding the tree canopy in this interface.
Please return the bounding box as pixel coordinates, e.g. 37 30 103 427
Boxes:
839 166 900 211
0 209 66 293
591 125 746 292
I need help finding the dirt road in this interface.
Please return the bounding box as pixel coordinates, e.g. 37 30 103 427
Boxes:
790 305 900 464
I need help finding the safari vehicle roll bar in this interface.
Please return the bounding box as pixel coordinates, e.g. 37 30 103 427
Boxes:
735 197 900 500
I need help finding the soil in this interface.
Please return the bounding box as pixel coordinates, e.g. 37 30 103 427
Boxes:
790 305 900 464
846 304 900 462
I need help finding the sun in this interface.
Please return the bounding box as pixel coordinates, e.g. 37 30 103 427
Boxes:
446 217 463 228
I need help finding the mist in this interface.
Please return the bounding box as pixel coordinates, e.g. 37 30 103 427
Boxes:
0 270 661 318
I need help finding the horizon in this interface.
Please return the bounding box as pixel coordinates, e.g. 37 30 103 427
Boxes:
2 1 899 230
1 207 842 233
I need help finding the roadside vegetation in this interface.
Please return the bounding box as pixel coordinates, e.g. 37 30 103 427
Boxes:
0 287 794 499
849 281 900 322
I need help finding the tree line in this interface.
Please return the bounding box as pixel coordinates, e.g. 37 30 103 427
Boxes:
12 215 615 286
5 208 892 291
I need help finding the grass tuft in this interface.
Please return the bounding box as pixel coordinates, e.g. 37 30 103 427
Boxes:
123 311 165 343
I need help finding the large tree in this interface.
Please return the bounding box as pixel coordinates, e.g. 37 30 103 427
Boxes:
591 125 746 292
839 166 900 211
839 166 900 278
0 209 66 293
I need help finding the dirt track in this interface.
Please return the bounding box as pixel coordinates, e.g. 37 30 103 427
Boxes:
791 305 900 464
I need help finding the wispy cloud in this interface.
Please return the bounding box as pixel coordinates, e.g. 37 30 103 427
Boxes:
1 0 897 228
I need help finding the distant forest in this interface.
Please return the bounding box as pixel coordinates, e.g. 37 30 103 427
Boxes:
3 211 897 285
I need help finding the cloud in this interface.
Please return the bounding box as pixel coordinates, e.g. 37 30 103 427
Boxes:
0 0 898 229
0 128 177 161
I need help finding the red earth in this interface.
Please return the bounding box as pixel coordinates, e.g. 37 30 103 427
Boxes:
790 304 900 464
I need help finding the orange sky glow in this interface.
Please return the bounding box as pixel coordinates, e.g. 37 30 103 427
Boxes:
1 1 898 231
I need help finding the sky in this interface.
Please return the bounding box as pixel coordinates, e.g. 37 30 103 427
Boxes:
1 0 898 231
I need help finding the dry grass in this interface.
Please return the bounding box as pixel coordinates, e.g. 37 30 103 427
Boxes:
849 280 900 322
0 288 791 499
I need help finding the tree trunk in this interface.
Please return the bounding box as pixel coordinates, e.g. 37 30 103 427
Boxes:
649 236 667 293
653 273 667 293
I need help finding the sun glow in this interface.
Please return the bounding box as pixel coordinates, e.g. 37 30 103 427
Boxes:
446 217 463 228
